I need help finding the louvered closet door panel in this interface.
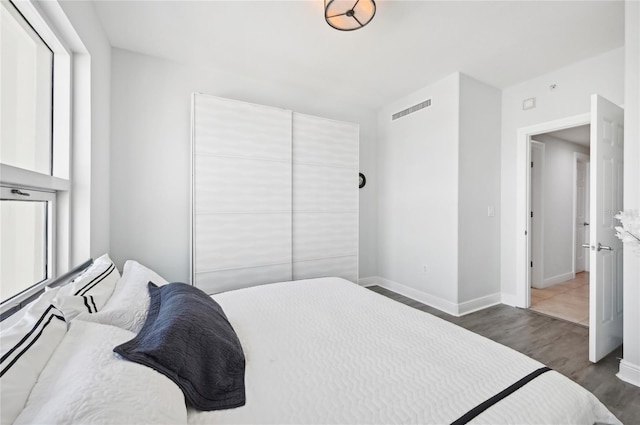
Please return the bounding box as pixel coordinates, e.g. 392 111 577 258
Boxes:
195 98 291 160
293 256 358 283
292 113 359 282
195 264 293 294
293 212 358 260
293 114 359 167
293 164 358 211
195 156 291 212
192 94 292 294
195 213 292 271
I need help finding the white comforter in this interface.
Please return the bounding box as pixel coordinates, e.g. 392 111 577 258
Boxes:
189 277 619 425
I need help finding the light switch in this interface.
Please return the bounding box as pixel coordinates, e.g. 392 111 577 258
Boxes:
488 206 495 217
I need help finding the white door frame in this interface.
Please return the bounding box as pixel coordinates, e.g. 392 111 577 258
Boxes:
529 140 545 289
515 113 591 308
573 152 590 275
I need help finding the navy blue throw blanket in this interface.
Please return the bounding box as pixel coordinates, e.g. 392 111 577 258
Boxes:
114 282 246 411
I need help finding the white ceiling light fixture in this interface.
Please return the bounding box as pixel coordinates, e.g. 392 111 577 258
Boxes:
325 0 376 31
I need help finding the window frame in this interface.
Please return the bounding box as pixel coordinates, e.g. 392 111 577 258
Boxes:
1 0 55 176
0 186 56 307
0 0 72 315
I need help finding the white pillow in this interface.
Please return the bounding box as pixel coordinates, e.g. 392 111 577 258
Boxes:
76 260 168 333
54 254 120 320
0 300 67 425
0 286 61 331
13 321 188 425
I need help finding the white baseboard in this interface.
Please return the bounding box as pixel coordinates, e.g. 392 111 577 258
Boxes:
536 272 575 289
458 293 502 316
374 276 459 316
360 276 501 317
618 359 640 388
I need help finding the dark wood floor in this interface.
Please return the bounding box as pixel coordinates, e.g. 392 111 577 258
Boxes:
368 285 640 425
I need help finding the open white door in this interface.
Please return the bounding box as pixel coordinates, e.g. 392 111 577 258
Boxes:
575 154 589 273
585 162 590 272
589 94 624 363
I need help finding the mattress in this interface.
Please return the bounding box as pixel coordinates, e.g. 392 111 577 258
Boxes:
188 277 619 424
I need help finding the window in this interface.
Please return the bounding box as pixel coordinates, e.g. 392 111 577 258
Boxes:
0 188 55 302
0 0 53 175
0 0 69 307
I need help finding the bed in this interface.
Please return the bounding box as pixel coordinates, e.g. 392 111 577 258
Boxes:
0 257 620 425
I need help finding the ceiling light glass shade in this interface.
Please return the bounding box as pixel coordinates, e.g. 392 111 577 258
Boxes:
325 0 376 31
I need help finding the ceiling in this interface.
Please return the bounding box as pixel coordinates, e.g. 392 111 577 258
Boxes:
91 0 624 110
536 124 591 147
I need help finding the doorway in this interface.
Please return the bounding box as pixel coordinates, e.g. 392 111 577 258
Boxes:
527 125 590 326
515 94 624 363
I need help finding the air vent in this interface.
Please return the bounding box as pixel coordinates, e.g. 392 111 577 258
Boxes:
392 98 432 120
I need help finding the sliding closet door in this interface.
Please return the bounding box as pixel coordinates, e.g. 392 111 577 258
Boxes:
292 113 359 282
192 94 292 294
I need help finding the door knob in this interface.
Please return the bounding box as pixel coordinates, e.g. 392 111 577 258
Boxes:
583 222 590 226
596 242 613 251
581 244 591 248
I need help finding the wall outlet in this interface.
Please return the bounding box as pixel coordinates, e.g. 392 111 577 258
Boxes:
487 206 495 217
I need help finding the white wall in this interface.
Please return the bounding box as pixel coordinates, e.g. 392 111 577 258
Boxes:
376 73 460 305
109 48 378 282
531 136 589 283
57 0 111 263
458 74 502 303
500 48 624 300
619 0 640 388
376 73 501 311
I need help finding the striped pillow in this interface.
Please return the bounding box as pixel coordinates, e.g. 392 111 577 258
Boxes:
76 260 169 333
54 254 120 320
0 303 67 425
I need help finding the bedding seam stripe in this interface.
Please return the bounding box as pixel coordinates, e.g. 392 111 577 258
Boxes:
0 305 56 364
82 295 93 313
450 367 552 425
0 313 64 377
73 264 110 295
75 263 115 296
77 263 115 296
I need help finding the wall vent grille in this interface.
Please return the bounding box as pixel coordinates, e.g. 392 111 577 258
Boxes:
392 98 432 121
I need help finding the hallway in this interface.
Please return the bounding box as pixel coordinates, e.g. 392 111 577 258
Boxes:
530 272 589 326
